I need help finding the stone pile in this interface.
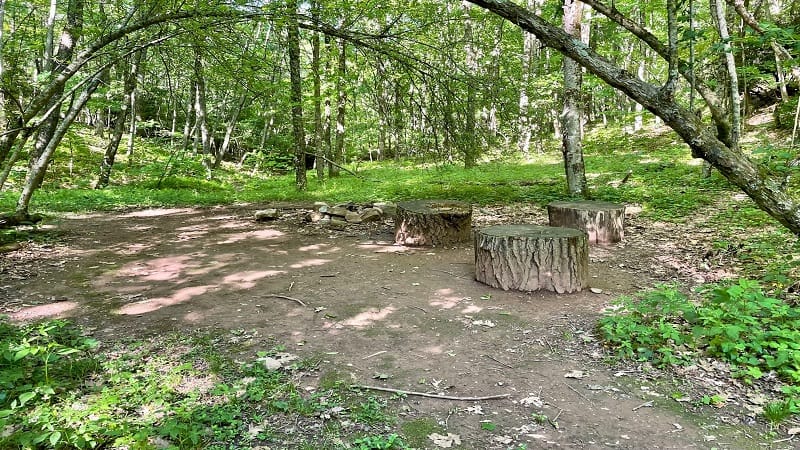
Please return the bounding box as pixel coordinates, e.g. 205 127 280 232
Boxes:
306 202 397 230
254 202 397 229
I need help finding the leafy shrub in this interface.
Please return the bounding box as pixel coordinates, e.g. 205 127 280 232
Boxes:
599 280 800 383
774 97 799 130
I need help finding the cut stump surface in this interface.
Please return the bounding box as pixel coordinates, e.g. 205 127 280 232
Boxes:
547 200 625 245
394 200 472 246
475 224 588 293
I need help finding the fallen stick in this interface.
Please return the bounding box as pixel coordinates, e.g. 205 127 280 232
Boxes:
264 294 307 307
483 354 514 369
362 350 387 360
632 400 654 411
354 385 509 401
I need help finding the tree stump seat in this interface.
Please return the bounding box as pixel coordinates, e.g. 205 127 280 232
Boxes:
474 224 588 293
547 200 625 245
394 200 472 246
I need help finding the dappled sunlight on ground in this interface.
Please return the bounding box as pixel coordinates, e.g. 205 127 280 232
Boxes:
357 242 409 253
116 255 195 282
120 208 195 218
116 285 216 315
216 228 284 244
289 258 331 269
10 301 78 321
429 288 466 309
460 304 483 314
222 270 286 289
340 306 398 329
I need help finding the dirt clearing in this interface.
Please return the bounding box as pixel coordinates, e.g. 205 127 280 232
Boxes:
0 203 778 449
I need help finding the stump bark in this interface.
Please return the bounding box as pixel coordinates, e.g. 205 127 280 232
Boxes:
475 225 588 293
394 200 472 246
547 200 625 245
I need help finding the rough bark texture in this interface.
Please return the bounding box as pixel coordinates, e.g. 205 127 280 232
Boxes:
547 200 624 245
475 224 588 293
395 200 472 246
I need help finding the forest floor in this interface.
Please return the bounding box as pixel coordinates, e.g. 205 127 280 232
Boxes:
0 200 791 449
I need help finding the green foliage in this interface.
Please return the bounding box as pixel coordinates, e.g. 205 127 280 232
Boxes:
0 320 405 449
774 97 799 130
599 280 800 420
353 433 408 449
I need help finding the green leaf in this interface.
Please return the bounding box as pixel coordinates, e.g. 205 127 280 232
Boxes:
18 391 36 407
50 431 62 446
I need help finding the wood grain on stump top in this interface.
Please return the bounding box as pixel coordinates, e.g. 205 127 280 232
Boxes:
547 200 625 245
475 224 588 293
395 200 472 246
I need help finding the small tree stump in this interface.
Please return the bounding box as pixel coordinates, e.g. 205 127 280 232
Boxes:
547 200 625 245
475 225 588 293
394 200 472 246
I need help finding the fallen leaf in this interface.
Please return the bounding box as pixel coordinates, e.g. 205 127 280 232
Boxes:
428 432 461 448
492 435 513 444
372 373 390 380
564 370 586 379
472 320 496 328
466 405 484 415
519 395 544 407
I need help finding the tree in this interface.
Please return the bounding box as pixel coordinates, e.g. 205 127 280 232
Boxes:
287 0 307 190
469 0 800 235
560 0 587 196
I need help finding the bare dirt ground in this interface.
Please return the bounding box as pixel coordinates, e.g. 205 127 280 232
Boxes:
0 202 787 449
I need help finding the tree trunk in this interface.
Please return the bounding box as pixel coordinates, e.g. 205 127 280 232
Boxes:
471 0 800 235
462 0 479 169
287 0 307 190
29 0 84 187
547 200 625 245
711 0 741 152
475 224 588 293
311 1 324 180
193 47 213 178
214 94 248 168
560 0 587 197
97 51 142 189
332 38 347 177
16 72 104 219
395 200 473 246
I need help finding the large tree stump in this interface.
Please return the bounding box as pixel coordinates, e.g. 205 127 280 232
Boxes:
394 200 472 246
475 225 588 293
547 200 625 245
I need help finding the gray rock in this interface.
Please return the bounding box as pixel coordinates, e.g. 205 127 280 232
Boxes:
328 206 349 217
254 208 280 221
360 208 383 222
329 218 348 230
345 211 363 223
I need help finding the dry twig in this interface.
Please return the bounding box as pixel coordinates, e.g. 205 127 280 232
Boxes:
354 385 509 401
264 294 307 307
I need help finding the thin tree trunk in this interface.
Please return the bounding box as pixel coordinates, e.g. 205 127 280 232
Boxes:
193 47 213 178
29 0 84 188
214 94 248 168
97 51 142 188
462 0 478 169
16 72 104 219
560 0 587 196
332 38 347 177
311 1 324 180
287 0 307 190
711 0 741 151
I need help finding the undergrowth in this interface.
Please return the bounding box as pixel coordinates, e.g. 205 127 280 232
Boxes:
0 318 407 449
599 279 800 423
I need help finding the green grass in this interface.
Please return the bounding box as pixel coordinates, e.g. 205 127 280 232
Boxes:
0 318 410 449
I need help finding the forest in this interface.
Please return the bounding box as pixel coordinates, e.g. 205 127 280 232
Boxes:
1 0 800 448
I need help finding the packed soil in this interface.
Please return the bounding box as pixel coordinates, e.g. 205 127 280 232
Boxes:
0 201 789 449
